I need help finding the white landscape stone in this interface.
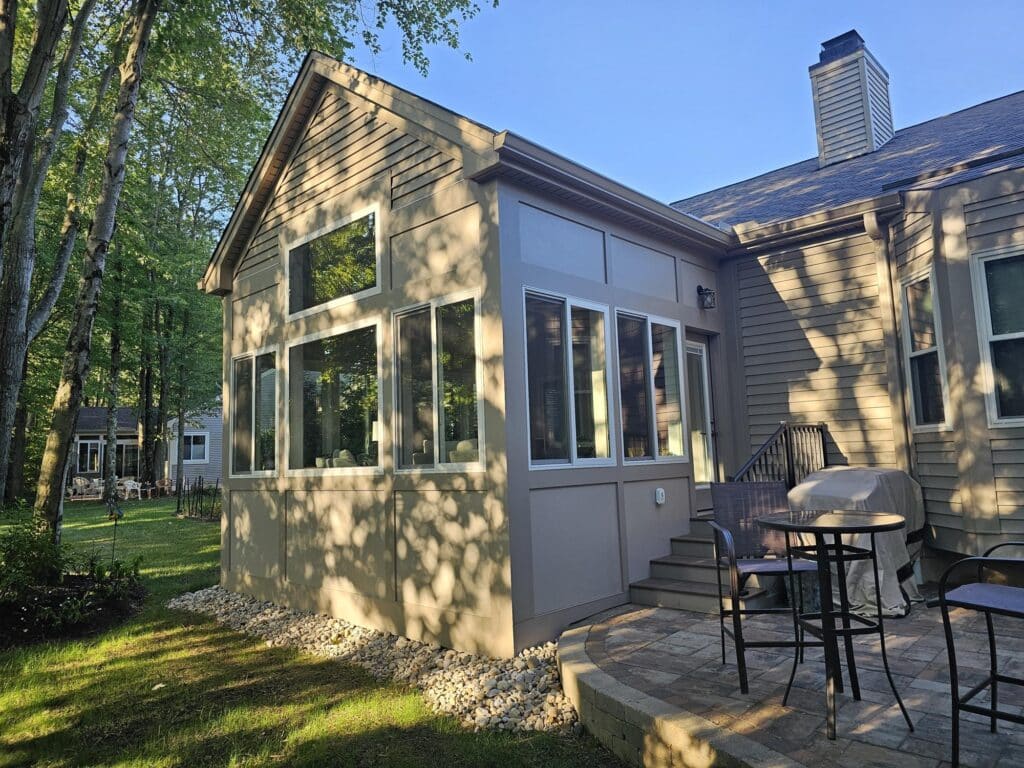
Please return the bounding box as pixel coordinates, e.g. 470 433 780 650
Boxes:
167 586 580 735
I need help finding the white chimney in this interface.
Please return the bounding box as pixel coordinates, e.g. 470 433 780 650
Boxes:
809 31 894 168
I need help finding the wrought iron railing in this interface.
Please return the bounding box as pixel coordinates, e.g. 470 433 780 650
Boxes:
730 421 828 489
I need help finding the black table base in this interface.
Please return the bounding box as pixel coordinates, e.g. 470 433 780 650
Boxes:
784 531 914 739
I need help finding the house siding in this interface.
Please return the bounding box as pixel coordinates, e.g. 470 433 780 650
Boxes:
168 412 224 486
733 230 897 468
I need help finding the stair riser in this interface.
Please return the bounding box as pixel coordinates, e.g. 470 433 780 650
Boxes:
649 561 774 591
629 587 777 614
670 539 716 558
688 519 715 538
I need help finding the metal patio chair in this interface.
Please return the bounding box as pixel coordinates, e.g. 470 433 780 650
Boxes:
939 541 1024 767
709 481 818 695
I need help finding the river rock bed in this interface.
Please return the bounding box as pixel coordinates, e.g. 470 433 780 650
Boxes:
167 586 579 734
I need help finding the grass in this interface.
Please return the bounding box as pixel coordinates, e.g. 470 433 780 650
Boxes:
0 499 621 767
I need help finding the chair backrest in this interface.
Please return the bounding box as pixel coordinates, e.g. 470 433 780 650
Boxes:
710 481 791 559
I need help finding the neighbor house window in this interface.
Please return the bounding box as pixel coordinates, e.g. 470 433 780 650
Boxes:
976 250 1024 422
686 341 715 484
116 443 139 477
288 209 378 315
77 439 102 473
901 271 947 427
397 297 481 468
525 292 611 466
617 313 685 461
289 324 379 470
232 351 277 474
183 433 209 463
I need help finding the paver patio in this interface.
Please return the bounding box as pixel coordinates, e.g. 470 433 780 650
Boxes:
565 598 1024 767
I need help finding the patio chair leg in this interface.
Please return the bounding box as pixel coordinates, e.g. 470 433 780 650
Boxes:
797 572 805 664
731 584 749 694
714 536 727 666
985 611 998 734
832 533 861 701
869 533 913 731
941 598 960 767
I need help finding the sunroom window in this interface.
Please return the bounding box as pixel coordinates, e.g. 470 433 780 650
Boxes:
288 211 377 315
616 313 685 461
232 352 277 474
525 292 611 466
396 298 480 468
901 273 946 427
979 252 1024 420
289 325 379 469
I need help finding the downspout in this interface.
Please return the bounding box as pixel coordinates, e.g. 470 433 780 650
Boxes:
864 210 913 474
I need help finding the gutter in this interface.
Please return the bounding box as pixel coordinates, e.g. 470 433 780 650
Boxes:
470 131 733 251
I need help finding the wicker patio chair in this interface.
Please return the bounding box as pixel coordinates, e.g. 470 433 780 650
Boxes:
709 481 818 695
939 542 1024 767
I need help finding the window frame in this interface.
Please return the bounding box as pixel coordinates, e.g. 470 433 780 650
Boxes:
284 317 384 476
182 431 210 464
614 308 689 464
523 287 616 471
971 244 1024 427
899 266 951 433
283 204 383 322
229 344 279 479
685 339 716 487
76 438 103 473
393 289 485 474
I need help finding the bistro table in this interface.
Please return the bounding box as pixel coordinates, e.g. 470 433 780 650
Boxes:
758 510 915 739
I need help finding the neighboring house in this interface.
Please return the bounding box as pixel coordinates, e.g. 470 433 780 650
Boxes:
165 410 224 487
71 407 140 481
199 32 1024 657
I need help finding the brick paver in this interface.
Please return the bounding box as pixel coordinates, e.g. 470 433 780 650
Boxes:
581 600 1024 767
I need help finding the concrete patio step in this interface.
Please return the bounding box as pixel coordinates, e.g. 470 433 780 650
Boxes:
628 577 776 613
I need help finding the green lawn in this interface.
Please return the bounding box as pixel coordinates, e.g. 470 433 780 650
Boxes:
0 500 620 767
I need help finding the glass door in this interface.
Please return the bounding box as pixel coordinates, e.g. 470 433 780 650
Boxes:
686 339 716 487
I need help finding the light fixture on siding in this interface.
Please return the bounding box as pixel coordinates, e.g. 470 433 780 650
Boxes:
697 285 717 309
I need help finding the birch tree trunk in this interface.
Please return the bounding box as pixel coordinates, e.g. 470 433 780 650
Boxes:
175 311 188 514
103 248 122 501
34 0 160 536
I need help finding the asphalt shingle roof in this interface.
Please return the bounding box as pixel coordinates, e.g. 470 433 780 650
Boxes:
671 90 1024 228
76 406 137 434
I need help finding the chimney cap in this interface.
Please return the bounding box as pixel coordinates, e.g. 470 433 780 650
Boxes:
815 30 865 67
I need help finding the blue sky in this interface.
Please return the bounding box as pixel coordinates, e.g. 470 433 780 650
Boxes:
347 1 1024 203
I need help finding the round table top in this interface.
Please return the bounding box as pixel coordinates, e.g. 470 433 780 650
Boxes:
757 510 906 534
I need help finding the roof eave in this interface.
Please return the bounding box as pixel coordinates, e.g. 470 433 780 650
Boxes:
471 131 732 251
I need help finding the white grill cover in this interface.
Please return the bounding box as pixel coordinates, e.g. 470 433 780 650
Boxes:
788 467 925 616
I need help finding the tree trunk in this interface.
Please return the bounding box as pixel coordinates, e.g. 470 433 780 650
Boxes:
155 303 171 482
34 0 161 537
138 284 153 483
175 311 188 514
0 9 109 501
3 352 28 502
103 246 121 501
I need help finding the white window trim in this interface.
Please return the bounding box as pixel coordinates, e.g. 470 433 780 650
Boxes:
76 438 103 473
971 244 1024 427
686 340 716 487
899 266 951 433
523 287 617 470
229 344 279 479
393 290 486 474
182 431 210 464
284 204 383 322
614 307 690 465
284 317 384 476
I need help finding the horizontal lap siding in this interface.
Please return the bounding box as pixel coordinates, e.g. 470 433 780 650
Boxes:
737 231 896 468
235 86 462 278
966 192 1024 530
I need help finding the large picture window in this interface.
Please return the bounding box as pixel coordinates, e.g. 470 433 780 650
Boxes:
901 271 947 427
525 292 611 466
289 325 379 470
76 439 139 477
397 297 480 468
232 351 277 474
616 312 685 461
976 250 1024 422
288 210 378 315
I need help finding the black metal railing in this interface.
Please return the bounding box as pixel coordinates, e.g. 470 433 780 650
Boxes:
731 421 828 489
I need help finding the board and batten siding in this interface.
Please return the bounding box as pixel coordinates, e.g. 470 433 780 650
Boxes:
964 186 1024 533
734 230 898 468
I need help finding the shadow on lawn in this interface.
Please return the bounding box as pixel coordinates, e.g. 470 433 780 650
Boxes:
1 610 619 768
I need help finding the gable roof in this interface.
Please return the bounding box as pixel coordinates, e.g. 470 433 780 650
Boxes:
202 53 729 293
76 407 137 434
672 90 1024 228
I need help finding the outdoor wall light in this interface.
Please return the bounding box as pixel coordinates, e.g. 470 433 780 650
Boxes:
697 285 717 309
